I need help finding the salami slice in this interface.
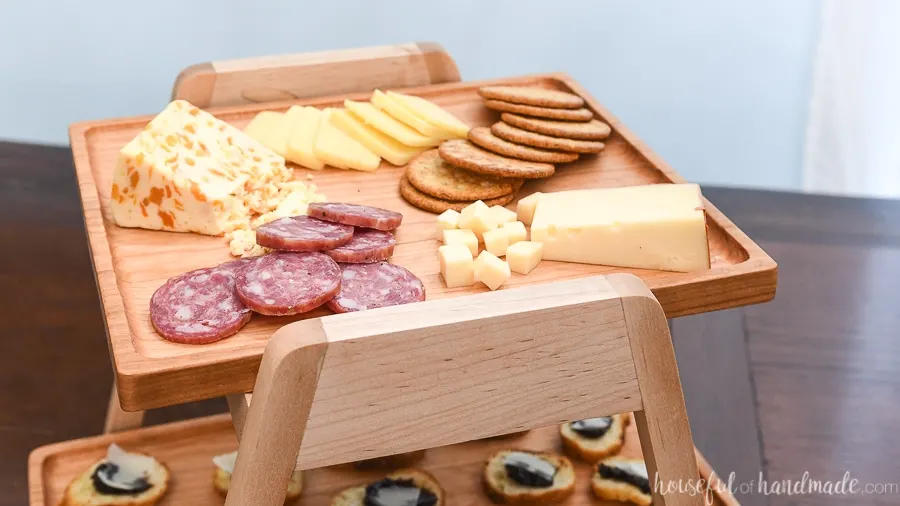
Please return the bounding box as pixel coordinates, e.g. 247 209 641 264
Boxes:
255 216 354 252
324 228 396 263
216 257 256 278
326 262 425 313
150 267 251 344
308 203 403 231
236 252 341 315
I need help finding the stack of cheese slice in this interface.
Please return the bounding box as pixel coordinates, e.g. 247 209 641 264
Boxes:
243 90 470 171
110 100 324 239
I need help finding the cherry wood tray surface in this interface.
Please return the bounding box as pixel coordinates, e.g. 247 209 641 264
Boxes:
29 413 737 506
69 73 776 410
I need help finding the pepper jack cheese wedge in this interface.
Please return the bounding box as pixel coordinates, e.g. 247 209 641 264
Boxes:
285 106 326 170
386 90 470 138
344 100 442 147
314 109 381 171
530 184 710 273
110 100 291 236
329 108 424 166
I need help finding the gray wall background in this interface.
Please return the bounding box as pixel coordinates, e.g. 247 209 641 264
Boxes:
0 0 820 190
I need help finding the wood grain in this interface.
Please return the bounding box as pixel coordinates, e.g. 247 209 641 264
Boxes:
609 274 699 506
29 414 735 506
231 276 644 471
68 74 776 411
172 42 461 108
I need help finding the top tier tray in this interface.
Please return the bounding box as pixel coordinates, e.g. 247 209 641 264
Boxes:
69 73 777 411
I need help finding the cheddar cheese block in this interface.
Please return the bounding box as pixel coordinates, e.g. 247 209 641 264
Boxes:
243 110 289 156
529 184 710 273
371 89 452 139
344 100 442 147
110 100 292 236
314 109 381 171
386 90 470 138
285 106 326 170
330 108 423 166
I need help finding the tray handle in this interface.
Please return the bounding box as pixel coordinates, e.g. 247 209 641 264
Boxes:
226 275 701 506
172 42 461 108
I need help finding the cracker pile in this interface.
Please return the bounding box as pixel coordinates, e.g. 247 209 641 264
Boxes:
399 85 611 214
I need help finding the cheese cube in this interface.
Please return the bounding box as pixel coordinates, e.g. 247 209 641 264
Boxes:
244 111 289 156
530 184 711 272
442 229 478 257
482 228 509 257
516 192 542 226
330 107 424 166
314 109 381 171
110 100 291 236
474 251 511 291
487 205 518 226
458 200 490 230
436 209 461 241
507 241 543 275
503 221 528 244
386 91 470 138
438 244 475 288
371 89 451 139
344 100 441 147
285 106 325 170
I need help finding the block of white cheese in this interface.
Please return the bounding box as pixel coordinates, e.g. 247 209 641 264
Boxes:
474 251 511 290
439 244 475 288
529 184 710 273
110 100 292 236
435 209 461 241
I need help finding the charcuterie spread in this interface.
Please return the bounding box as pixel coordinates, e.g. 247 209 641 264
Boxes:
107 83 712 345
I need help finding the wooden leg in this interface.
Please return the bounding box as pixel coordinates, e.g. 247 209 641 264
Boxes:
609 275 701 506
103 382 144 433
225 322 328 506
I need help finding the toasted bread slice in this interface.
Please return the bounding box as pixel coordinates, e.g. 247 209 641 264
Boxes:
331 468 444 506
212 466 304 502
483 450 575 504
560 413 630 462
591 456 652 506
60 456 169 506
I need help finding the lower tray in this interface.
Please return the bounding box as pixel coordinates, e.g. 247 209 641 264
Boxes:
29 414 737 505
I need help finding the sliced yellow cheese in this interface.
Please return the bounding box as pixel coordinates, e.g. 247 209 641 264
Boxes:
111 100 291 236
371 89 453 139
244 111 289 157
344 100 441 148
330 108 424 166
314 109 381 172
530 184 711 273
285 106 325 171
386 90 470 138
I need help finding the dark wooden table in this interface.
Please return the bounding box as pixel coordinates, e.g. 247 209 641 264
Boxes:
3 140 898 506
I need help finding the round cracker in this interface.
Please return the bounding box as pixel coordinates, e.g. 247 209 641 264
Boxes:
467 127 579 164
478 85 585 109
483 100 594 122
407 149 522 201
492 122 605 154
399 175 516 214
501 113 611 140
438 140 555 179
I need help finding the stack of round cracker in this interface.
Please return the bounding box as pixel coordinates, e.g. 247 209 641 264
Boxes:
399 86 612 214
476 85 612 161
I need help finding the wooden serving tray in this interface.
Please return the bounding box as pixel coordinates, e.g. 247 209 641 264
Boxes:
69 73 776 411
29 413 738 506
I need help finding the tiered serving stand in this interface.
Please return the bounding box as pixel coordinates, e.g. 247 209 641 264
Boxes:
28 43 776 506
